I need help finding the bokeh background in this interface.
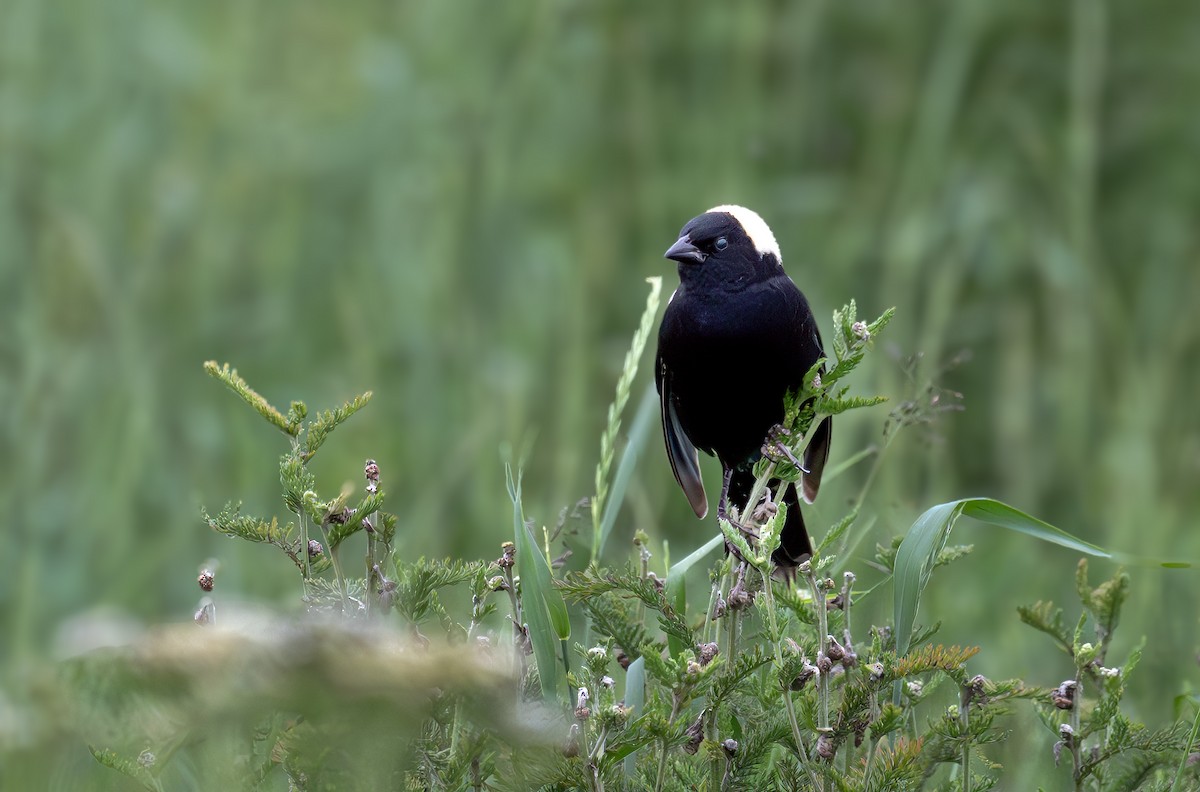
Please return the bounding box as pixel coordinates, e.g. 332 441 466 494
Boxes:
4 0 1200 786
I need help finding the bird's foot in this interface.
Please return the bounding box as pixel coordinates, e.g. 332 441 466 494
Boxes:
761 424 808 472
717 502 761 563
751 489 778 524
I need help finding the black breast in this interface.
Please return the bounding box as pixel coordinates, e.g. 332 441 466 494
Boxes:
657 277 821 469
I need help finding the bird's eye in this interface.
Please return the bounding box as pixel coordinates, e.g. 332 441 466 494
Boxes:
714 237 729 251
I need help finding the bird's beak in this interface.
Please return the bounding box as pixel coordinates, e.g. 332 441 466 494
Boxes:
664 236 706 264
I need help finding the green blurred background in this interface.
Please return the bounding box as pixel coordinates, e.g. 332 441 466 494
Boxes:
4 0 1200 784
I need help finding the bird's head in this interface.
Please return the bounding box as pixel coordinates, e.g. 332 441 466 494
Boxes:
664 205 783 288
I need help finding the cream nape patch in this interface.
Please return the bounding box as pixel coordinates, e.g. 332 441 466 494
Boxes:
708 204 781 261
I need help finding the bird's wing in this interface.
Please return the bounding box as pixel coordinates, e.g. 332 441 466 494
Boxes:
657 357 708 518
800 415 832 503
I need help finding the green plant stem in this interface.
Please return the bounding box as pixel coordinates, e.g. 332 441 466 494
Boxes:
725 608 739 664
758 568 821 790
1071 674 1084 791
704 706 721 792
654 698 681 792
806 568 830 731
319 521 349 607
863 690 879 787
501 565 527 682
1171 698 1200 791
703 579 720 644
366 527 377 615
587 724 609 792
958 684 971 791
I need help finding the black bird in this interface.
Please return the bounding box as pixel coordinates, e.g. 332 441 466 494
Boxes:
655 205 832 572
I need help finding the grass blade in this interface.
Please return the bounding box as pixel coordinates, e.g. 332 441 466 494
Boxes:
623 655 646 778
506 465 568 704
595 386 657 561
893 496 1192 668
665 534 722 657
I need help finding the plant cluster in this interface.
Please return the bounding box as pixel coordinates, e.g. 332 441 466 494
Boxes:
75 283 1198 791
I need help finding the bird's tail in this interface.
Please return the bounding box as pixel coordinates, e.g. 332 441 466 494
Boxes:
728 469 814 577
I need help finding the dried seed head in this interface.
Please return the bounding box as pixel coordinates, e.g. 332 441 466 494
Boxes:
615 649 631 670
497 542 516 569
194 604 211 626
564 723 581 757
683 715 704 755
604 703 632 728
364 459 380 482
711 592 728 620
697 642 720 666
198 570 215 592
308 539 323 558
790 663 817 691
1052 680 1077 710
826 635 845 662
815 733 836 761
817 655 833 675
965 675 989 706
752 498 778 523
727 585 754 611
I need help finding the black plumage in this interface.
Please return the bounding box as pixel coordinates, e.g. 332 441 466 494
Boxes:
655 205 832 571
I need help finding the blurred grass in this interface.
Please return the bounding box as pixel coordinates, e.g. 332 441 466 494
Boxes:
2 0 1200 785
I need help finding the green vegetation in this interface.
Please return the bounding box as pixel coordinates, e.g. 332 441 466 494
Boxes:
17 296 1195 790
3 0 1199 788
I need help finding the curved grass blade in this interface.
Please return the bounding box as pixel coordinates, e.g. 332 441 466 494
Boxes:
506 464 568 704
893 497 1193 666
595 387 658 561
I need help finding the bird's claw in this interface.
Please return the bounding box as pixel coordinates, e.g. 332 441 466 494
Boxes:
717 503 760 563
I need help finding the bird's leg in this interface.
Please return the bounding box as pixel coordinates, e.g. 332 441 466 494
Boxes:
717 467 759 563
716 467 736 524
761 424 809 473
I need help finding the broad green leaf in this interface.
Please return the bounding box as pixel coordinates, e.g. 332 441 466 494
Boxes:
893 497 1191 669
